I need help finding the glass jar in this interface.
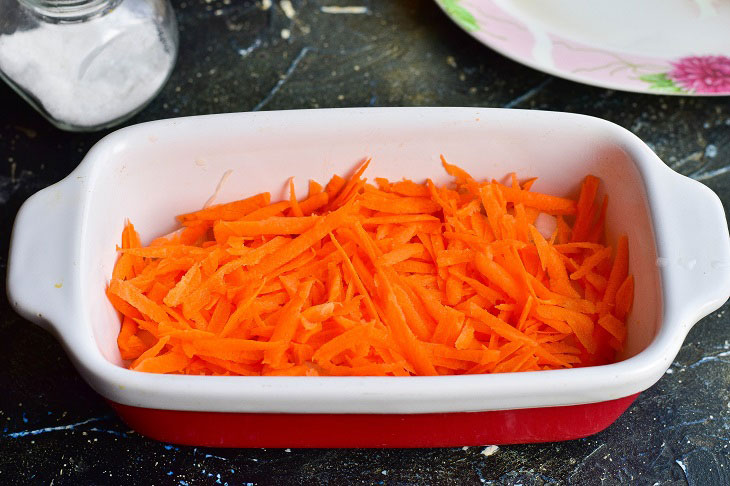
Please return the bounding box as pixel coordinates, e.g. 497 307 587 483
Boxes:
0 0 178 131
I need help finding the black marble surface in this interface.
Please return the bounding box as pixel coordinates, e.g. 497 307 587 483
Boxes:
2 1 730 484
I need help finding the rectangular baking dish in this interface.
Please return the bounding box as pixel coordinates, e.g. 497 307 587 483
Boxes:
8 108 730 447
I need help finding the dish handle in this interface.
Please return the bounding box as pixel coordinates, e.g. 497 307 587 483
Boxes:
6 179 83 337
657 173 730 331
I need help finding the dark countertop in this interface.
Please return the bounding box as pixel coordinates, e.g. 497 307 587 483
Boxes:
1 1 729 484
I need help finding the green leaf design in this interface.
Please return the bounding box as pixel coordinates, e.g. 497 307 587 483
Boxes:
639 73 685 93
438 0 479 32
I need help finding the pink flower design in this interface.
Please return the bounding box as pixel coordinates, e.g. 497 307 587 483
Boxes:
668 56 730 93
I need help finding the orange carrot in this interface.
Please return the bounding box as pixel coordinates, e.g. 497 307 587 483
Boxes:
216 216 320 237
360 193 441 214
129 335 170 369
288 178 304 217
117 317 147 359
177 192 270 223
570 247 612 280
133 350 190 373
309 180 323 197
535 304 596 353
614 275 634 321
327 159 370 210
602 235 629 306
473 252 521 301
264 280 314 366
391 180 431 198
529 225 579 298
108 159 631 376
250 203 354 278
571 176 600 242
597 313 627 342
299 192 329 216
499 185 577 215
325 174 346 200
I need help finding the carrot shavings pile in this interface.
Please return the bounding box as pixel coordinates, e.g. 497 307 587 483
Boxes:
108 158 634 376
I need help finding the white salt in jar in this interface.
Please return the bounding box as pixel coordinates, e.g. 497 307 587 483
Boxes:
0 0 178 131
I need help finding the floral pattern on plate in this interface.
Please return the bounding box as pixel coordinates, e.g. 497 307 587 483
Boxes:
435 0 730 96
641 56 730 94
436 0 479 32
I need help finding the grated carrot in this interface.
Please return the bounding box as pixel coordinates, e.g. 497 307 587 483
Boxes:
109 158 633 375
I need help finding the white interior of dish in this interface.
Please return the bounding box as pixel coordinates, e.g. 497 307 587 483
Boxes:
506 0 730 58
80 110 662 369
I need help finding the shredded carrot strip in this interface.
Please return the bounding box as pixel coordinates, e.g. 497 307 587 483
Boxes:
288 178 304 217
361 193 441 214
299 192 329 216
614 275 634 321
571 176 600 242
216 216 320 237
499 185 577 215
109 161 632 375
570 246 612 280
602 235 629 306
177 192 270 224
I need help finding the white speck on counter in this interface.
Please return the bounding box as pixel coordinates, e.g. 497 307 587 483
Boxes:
666 368 674 374
284 448 291 452
238 39 262 58
281 28 291 40
481 445 499 456
461 446 469 450
261 0 272 10
0 8 174 128
381 470 388 475
320 6 369 14
705 144 718 158
280 0 296 18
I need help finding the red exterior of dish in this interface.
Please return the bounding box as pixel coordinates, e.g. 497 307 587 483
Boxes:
110 394 638 447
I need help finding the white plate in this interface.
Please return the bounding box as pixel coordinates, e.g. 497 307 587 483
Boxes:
436 0 730 95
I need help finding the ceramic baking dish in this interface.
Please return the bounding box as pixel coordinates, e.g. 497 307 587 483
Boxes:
8 108 730 447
